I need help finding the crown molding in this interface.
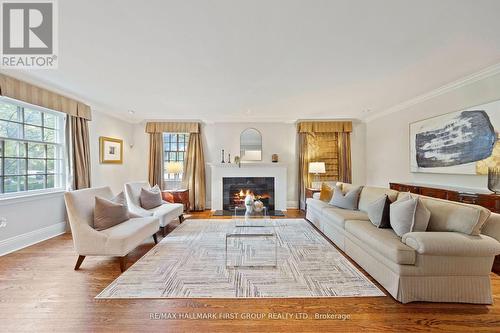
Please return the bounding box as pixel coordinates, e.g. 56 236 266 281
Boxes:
363 62 500 123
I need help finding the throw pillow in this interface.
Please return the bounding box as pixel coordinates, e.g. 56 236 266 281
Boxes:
367 194 391 228
329 185 362 210
319 183 334 202
94 192 130 231
390 195 431 237
140 184 163 209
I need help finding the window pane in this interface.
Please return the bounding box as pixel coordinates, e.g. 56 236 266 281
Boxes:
47 159 55 173
4 176 26 193
4 158 26 175
28 143 46 158
43 128 55 142
44 113 57 128
28 175 45 190
24 125 43 141
47 174 55 188
0 103 20 121
169 152 176 160
46 145 56 159
178 152 184 161
28 159 45 174
4 140 26 158
0 120 22 139
24 109 42 126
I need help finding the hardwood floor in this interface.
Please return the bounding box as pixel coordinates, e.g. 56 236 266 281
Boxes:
1 210 499 332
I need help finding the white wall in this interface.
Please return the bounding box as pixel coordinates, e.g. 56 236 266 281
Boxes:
88 111 138 193
365 72 500 190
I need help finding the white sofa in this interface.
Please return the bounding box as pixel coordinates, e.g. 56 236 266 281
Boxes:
124 181 185 236
64 186 159 272
306 182 500 304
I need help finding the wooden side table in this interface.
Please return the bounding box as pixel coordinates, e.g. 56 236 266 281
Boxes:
305 187 321 199
305 187 321 210
162 189 190 212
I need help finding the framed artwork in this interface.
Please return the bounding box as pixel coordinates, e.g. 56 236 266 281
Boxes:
99 136 123 164
409 99 500 175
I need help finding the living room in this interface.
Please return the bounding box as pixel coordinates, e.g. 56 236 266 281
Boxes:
1 1 500 332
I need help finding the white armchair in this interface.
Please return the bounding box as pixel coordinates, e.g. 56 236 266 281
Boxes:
124 181 185 236
64 186 159 272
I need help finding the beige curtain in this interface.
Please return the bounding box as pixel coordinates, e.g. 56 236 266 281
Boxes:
71 116 91 189
183 132 206 211
145 122 199 133
338 132 352 183
0 74 92 120
148 133 164 190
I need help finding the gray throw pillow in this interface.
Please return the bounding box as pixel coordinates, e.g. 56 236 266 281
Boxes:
390 195 431 237
140 184 163 210
367 194 391 228
94 192 129 231
329 185 362 210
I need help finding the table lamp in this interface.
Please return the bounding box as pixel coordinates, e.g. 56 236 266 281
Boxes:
309 162 325 185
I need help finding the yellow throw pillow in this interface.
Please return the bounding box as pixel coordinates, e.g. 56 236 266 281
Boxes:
319 183 333 202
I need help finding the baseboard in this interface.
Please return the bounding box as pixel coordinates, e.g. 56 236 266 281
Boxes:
0 222 67 256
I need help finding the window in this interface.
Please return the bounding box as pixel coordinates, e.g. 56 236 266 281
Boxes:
163 133 188 188
0 97 66 196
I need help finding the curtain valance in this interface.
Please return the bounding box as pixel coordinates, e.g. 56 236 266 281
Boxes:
0 74 91 120
297 121 352 133
145 122 200 133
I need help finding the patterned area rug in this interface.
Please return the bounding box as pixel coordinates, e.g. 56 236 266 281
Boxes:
96 219 385 299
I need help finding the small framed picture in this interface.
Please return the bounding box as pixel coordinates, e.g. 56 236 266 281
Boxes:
99 136 123 164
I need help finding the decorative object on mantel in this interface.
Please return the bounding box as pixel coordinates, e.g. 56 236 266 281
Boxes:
309 162 326 183
409 99 499 175
272 154 279 163
221 149 225 163
228 153 231 163
234 155 241 167
488 167 500 194
99 136 123 164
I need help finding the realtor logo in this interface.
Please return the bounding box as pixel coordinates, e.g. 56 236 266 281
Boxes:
1 0 58 68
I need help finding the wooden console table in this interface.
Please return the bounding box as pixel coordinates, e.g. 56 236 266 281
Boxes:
389 183 500 213
389 182 500 273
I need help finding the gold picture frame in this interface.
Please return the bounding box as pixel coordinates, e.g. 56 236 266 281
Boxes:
99 136 123 164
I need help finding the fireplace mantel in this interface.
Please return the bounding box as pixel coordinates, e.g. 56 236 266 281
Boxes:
209 163 287 211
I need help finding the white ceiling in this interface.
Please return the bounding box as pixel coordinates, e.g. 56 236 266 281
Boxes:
3 0 500 123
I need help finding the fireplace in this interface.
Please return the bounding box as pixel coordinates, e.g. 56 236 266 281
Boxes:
223 177 275 211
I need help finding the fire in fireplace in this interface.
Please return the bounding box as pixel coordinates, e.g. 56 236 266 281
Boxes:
223 177 275 211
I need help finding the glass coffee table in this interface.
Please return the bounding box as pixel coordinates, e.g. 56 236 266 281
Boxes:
225 205 277 268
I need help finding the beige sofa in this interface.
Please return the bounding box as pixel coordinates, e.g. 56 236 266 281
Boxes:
306 182 500 304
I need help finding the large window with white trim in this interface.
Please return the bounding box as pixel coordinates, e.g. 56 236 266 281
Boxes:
0 97 66 196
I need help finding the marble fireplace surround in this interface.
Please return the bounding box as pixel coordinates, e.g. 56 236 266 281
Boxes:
209 163 287 211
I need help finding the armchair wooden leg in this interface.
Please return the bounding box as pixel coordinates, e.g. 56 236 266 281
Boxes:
153 233 158 244
119 256 127 272
179 214 185 223
162 226 166 237
74 255 85 270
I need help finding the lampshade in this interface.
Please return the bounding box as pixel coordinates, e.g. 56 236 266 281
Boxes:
309 162 326 174
166 161 183 173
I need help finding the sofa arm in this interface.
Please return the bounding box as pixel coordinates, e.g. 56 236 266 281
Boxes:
312 192 321 200
402 232 500 257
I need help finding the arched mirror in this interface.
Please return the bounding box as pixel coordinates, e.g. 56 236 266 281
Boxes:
240 128 262 161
